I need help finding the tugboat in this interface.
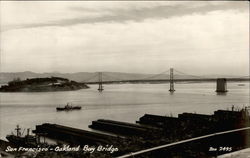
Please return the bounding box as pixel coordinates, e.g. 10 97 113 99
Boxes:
6 125 37 147
56 103 81 111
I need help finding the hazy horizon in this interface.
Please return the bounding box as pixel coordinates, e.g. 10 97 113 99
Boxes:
0 70 249 77
0 1 249 76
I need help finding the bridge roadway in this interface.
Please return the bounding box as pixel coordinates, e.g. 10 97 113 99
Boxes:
83 78 249 84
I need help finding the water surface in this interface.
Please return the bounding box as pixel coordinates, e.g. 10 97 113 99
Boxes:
0 82 249 140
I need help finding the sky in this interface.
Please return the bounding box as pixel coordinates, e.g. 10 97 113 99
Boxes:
0 1 249 75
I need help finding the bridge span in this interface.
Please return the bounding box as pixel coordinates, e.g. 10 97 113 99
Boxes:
80 68 249 92
83 78 249 84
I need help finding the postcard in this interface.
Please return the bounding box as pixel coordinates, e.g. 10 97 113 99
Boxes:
0 1 249 158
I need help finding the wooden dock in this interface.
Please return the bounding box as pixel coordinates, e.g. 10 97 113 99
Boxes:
89 119 161 137
33 123 122 145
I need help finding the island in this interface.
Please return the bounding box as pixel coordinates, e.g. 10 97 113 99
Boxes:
0 77 89 92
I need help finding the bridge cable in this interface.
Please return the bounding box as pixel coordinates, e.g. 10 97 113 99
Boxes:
82 73 99 82
139 69 171 80
173 69 210 79
101 73 125 82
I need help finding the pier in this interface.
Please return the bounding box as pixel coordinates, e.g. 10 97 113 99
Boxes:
216 78 228 92
33 123 122 146
89 119 162 137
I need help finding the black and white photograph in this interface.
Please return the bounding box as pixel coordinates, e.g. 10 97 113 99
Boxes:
0 1 249 158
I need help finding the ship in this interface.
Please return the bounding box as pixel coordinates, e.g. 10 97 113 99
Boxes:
56 103 81 111
6 125 37 147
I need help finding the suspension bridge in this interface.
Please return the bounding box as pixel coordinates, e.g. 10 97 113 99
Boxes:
81 68 249 92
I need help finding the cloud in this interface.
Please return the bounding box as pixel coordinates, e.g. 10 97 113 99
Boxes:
1 8 248 75
0 1 248 75
1 1 248 31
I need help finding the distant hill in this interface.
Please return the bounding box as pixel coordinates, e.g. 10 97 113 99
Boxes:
0 71 247 84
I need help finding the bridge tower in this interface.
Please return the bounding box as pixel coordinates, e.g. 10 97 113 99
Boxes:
169 68 175 92
98 72 104 92
216 78 227 93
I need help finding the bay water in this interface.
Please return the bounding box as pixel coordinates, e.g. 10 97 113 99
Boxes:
0 82 249 140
